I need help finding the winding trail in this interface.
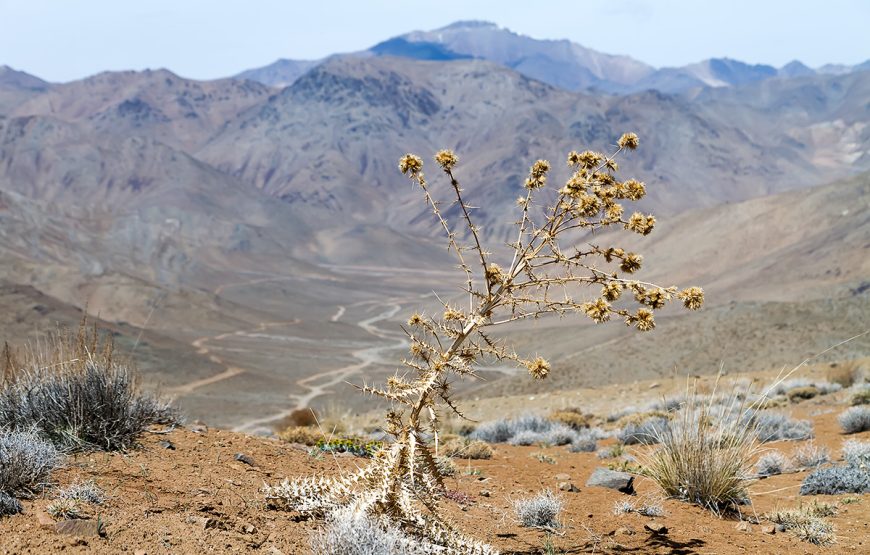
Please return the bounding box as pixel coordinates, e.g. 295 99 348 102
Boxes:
330 305 346 322
233 301 408 433
169 320 301 395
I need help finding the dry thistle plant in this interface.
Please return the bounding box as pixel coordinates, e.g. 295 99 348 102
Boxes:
264 133 703 553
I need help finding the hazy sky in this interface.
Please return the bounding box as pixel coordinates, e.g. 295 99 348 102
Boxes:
2 0 868 82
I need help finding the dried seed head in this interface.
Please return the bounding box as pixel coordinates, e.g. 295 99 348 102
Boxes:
407 313 424 327
602 282 623 301
632 308 656 331
620 253 643 274
525 160 551 189
618 132 639 150
678 287 705 310
443 307 464 321
622 179 646 201
485 263 505 285
581 298 611 323
526 357 551 379
398 154 423 176
434 149 458 171
626 212 655 235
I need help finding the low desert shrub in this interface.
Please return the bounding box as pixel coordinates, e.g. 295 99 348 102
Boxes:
850 387 870 406
58 480 105 505
838 406 870 434
800 465 870 495
750 411 813 442
617 416 669 445
612 499 664 517
0 491 22 517
0 428 61 496
841 439 870 465
315 438 383 458
513 490 562 529
568 435 598 452
277 425 325 445
596 444 625 459
46 497 80 519
0 323 176 452
308 507 436 555
472 414 600 449
767 505 836 545
755 450 790 476
791 442 830 468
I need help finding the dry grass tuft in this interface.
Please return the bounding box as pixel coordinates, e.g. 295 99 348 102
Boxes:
641 380 758 514
767 502 837 545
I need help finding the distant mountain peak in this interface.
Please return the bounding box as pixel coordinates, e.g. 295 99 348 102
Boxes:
437 20 499 31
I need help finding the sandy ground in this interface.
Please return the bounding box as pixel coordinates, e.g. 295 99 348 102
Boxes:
2 389 869 554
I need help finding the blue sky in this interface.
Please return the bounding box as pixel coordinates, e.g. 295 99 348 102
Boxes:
1 0 868 82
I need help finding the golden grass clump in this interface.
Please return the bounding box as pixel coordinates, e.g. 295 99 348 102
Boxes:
277 426 325 446
441 438 492 460
549 409 593 430
265 134 703 553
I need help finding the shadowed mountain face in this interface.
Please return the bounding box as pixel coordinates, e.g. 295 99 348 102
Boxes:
200 56 870 255
0 65 51 113
11 69 274 151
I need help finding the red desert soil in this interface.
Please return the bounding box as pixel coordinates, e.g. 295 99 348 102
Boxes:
1 405 868 554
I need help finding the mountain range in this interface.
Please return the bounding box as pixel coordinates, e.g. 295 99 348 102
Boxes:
0 21 867 426
234 21 870 95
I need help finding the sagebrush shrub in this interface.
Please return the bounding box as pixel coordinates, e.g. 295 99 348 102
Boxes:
755 450 790 476
266 136 703 552
841 439 870 465
0 491 22 517
839 406 870 434
58 480 105 505
750 411 813 442
513 490 562 529
0 428 60 496
309 507 439 555
617 416 669 445
800 465 870 495
792 443 829 468
0 323 176 452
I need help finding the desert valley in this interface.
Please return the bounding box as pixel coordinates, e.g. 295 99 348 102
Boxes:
0 16 869 554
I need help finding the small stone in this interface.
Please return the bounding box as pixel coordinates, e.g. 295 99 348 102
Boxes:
614 526 634 536
644 522 668 535
241 523 257 534
554 473 571 481
135 550 148 555
36 511 55 529
558 481 579 492
265 546 285 555
158 440 175 450
735 521 751 532
775 524 787 533
586 467 635 494
479 490 491 497
648 383 660 389
761 524 776 535
190 423 208 433
54 519 104 537
234 453 255 466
